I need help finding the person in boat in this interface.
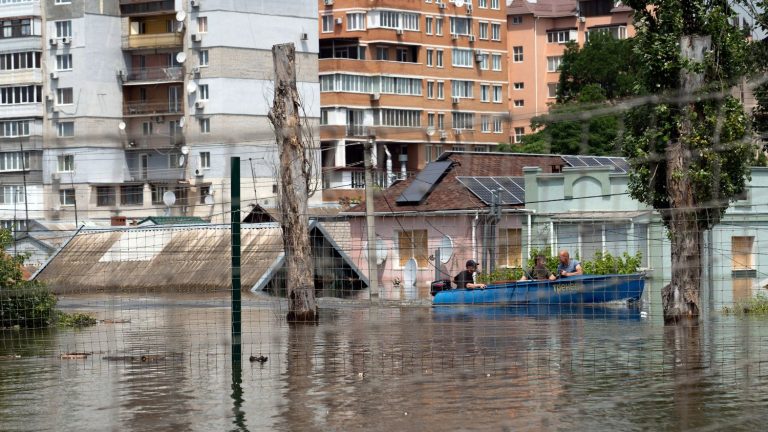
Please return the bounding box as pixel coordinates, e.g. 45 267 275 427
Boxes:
519 255 556 281
556 249 583 278
454 259 487 289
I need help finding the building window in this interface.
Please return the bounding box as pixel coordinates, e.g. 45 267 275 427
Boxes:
0 121 30 138
514 99 524 107
96 186 115 207
321 15 334 33
514 127 524 143
478 0 487 7
320 108 329 125
57 122 74 138
199 50 209 66
199 186 211 204
0 185 25 204
396 48 408 62
479 53 489 70
59 189 75 206
480 84 490 102
380 76 422 95
0 52 41 70
57 154 74 172
56 54 72 71
493 85 503 103
200 151 210 168
452 48 473 67
547 56 562 72
513 82 524 90
493 117 503 133
452 112 474 130
732 236 754 270
120 185 143 206
512 46 523 62
0 151 29 171
199 118 210 133
498 229 522 267
437 81 444 99
197 17 208 33
151 185 170 204
452 145 465 152
55 0 72 4
378 109 421 127
435 17 443 35
427 81 435 99
57 88 73 105
0 85 42 104
425 16 433 34
450 17 472 36
427 112 435 127
451 80 473 98
437 113 445 129
198 84 209 100
548 83 558 98
55 20 72 38
586 25 627 41
426 49 433 66
376 47 389 60
491 53 501 71
490 0 500 9
347 12 366 31
491 23 501 41
0 219 27 231
398 229 428 268
436 50 444 67
142 122 153 136
479 22 488 39
481 115 490 132
547 29 577 44
511 16 523 25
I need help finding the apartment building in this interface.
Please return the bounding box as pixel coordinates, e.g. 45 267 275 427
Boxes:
0 0 321 231
506 0 634 144
319 0 509 204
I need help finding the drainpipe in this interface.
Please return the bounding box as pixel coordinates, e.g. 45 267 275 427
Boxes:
527 212 532 260
472 210 479 261
534 16 539 119
384 145 393 187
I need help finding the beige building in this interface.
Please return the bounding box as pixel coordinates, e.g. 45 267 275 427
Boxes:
319 0 510 204
506 0 634 143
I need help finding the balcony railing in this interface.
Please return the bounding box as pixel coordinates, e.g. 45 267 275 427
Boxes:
123 33 182 49
346 125 369 137
120 0 175 15
323 167 414 190
125 135 184 149
124 100 182 115
126 66 182 82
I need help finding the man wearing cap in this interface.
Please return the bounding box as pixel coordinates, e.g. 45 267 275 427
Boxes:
454 259 487 289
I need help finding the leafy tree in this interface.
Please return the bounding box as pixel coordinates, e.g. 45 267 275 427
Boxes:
621 0 755 322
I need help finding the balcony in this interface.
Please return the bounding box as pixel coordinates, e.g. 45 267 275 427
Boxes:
322 167 411 190
123 32 182 50
0 69 42 86
124 100 182 117
128 166 185 182
119 0 175 16
125 135 184 150
346 125 370 138
123 66 183 84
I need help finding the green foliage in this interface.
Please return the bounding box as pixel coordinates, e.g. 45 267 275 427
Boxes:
722 293 768 315
620 0 756 232
0 285 57 329
580 251 643 275
56 312 97 328
476 267 523 284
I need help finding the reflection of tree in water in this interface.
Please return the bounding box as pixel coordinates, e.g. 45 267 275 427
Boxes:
664 322 705 431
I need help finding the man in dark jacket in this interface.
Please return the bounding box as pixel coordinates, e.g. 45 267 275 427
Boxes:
454 259 486 289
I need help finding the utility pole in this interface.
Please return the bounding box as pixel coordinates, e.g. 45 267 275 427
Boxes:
364 134 380 301
267 43 317 323
230 157 241 363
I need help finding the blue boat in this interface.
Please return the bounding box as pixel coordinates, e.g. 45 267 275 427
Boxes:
432 273 645 306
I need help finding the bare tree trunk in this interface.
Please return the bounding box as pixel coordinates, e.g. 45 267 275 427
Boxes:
267 43 317 323
661 36 710 323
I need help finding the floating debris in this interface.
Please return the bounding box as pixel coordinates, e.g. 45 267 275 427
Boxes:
103 355 165 362
0 355 21 360
100 319 131 324
249 355 268 363
60 352 90 360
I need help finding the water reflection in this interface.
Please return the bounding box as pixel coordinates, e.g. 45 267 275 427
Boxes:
1 295 768 431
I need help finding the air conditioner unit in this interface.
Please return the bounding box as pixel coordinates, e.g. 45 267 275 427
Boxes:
439 130 448 139
195 100 205 109
451 97 460 104
370 92 381 101
579 16 586 23
324 0 334 5
154 116 165 123
195 168 204 177
300 32 308 41
51 172 60 181
50 72 59 80
468 35 476 42
453 128 462 135
45 94 54 102
116 69 127 81
437 2 446 9
191 0 200 7
192 66 201 75
335 17 342 25
475 52 484 62
191 33 202 42
466 4 473 14
49 38 58 46
51 106 60 113
396 28 404 35
451 33 458 40
62 37 71 45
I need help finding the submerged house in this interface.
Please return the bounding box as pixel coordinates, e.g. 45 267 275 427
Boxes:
33 221 367 296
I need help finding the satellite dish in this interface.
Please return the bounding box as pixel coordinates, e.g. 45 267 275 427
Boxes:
118 121 126 130
175 52 186 64
175 10 186 22
180 145 190 155
425 126 436 137
179 117 186 128
162 191 176 207
455 0 464 7
186 82 197 94
439 235 454 264
403 258 417 288
204 194 214 205
363 238 388 265
178 155 186 166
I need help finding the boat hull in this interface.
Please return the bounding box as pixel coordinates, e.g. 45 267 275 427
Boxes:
432 274 645 306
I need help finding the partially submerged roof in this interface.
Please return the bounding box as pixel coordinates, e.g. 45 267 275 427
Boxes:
137 216 208 226
33 221 367 293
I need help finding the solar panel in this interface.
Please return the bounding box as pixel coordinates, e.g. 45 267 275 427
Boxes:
562 155 587 167
563 155 630 174
396 160 452 204
580 156 602 167
609 157 629 174
457 176 525 205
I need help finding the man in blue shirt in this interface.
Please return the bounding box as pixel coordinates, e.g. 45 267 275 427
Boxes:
556 249 583 278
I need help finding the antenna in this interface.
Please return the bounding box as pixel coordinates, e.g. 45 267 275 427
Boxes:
176 52 187 64
175 10 187 22
162 191 176 216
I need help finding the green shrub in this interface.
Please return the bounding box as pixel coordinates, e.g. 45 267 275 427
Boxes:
56 312 97 328
581 251 642 275
722 293 768 315
0 284 58 329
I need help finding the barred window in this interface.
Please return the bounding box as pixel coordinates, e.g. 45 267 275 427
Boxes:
378 109 421 127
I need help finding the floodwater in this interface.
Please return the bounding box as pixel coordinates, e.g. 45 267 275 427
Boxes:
1 293 768 431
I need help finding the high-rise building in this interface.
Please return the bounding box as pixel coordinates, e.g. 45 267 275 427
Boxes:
318 0 509 204
506 0 634 144
0 0 321 230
